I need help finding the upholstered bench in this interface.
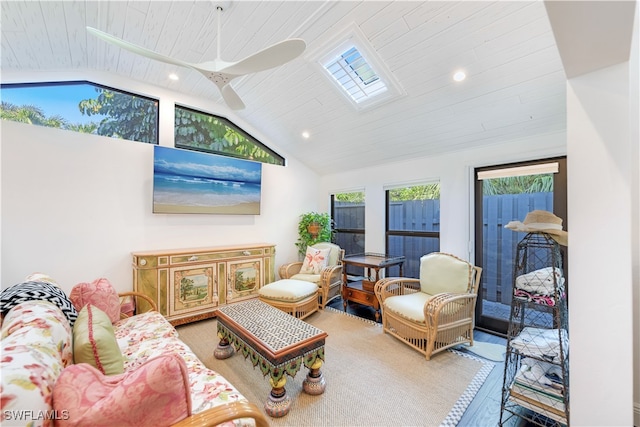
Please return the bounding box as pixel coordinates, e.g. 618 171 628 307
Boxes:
258 279 319 320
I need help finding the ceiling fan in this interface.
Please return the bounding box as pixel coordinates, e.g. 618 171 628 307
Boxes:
86 2 305 110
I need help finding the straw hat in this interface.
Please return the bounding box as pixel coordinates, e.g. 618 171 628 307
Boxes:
504 210 568 246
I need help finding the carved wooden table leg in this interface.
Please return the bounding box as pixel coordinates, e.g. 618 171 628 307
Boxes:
302 358 326 395
264 376 291 417
213 332 234 359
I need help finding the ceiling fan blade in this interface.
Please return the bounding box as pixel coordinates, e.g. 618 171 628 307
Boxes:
221 84 246 110
87 27 194 69
221 39 306 75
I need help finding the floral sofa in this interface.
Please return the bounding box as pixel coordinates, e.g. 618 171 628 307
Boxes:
0 276 268 427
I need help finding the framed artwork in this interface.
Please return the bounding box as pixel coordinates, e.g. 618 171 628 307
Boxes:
153 145 262 215
169 266 218 315
227 259 262 301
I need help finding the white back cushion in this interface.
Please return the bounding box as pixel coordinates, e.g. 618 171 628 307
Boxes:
419 253 472 295
311 242 341 266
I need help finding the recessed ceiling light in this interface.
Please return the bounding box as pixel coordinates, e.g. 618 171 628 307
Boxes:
453 71 466 82
302 131 310 139
169 73 179 81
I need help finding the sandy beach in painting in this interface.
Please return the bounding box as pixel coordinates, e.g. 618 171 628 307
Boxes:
154 202 260 215
152 146 263 215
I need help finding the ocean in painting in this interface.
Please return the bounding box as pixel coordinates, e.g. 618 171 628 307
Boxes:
153 146 262 214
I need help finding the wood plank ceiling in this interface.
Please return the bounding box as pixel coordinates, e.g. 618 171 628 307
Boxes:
1 1 566 175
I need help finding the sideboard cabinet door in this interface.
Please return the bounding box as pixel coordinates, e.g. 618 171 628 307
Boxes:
132 243 276 325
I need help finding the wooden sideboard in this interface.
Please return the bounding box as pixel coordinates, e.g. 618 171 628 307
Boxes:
132 243 276 325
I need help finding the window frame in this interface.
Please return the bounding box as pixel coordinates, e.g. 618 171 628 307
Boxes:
385 183 441 278
330 191 366 260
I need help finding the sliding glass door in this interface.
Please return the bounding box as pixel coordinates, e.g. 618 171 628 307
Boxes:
474 157 567 335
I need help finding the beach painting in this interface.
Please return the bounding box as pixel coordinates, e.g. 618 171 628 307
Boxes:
153 145 262 214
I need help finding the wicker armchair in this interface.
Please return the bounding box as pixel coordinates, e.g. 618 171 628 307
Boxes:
278 242 345 309
374 252 482 360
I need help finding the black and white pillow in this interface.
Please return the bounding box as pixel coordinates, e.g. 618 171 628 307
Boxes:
0 281 78 327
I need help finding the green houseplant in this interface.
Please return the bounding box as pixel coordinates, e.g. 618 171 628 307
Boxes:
295 212 333 258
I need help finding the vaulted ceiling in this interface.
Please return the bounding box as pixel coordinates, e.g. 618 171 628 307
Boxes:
1 1 569 175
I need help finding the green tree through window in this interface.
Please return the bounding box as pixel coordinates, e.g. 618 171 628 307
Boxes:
174 106 284 166
78 87 158 143
0 81 158 144
1 82 285 165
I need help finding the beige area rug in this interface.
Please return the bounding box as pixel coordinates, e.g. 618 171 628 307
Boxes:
176 307 494 427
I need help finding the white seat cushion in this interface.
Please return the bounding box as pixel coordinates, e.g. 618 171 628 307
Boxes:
384 292 432 323
258 279 318 302
290 273 321 284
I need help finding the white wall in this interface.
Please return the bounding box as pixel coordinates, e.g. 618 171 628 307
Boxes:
319 132 566 262
566 62 636 426
0 71 321 294
632 5 640 424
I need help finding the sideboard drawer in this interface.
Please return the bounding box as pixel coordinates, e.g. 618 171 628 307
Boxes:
170 248 265 265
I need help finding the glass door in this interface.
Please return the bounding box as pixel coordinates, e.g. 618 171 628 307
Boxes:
474 157 567 335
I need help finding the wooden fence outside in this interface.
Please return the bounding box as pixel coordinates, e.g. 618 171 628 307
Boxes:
334 192 553 304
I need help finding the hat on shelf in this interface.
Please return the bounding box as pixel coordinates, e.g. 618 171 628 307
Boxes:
504 210 568 246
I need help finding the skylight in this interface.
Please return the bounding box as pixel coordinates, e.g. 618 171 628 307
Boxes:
323 46 388 104
309 23 405 111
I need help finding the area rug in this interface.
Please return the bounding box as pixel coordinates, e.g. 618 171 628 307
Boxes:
454 341 506 363
177 307 494 427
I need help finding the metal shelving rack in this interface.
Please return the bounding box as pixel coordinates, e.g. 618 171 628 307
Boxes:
499 232 569 426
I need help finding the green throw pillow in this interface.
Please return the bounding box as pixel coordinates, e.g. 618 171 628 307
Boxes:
73 304 124 375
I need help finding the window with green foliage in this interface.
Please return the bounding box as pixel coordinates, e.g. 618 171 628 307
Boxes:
174 105 284 166
0 81 158 144
386 183 440 278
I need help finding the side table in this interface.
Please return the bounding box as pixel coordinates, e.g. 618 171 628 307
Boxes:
341 253 405 322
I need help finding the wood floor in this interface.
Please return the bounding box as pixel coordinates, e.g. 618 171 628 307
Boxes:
326 297 532 427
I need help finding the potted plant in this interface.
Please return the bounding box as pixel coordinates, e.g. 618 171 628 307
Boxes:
295 212 333 258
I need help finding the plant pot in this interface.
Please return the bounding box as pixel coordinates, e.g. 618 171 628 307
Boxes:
307 222 321 237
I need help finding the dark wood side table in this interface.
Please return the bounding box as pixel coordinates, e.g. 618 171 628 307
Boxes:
341 253 405 322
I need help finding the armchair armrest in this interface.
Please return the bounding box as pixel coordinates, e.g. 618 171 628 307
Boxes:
423 292 477 329
319 263 342 286
171 401 269 427
279 261 303 279
118 292 157 319
374 278 421 304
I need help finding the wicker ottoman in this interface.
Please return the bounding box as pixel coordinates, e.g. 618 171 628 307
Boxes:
258 279 319 320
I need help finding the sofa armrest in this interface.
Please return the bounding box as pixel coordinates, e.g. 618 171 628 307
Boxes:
374 278 420 304
118 292 157 319
171 401 269 427
279 261 303 279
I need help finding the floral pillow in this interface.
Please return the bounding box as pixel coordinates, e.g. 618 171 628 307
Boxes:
70 278 121 324
53 354 191 427
299 247 331 274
